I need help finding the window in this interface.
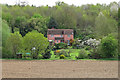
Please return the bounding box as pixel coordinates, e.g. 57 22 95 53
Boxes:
68 35 70 37
51 35 54 37
61 35 63 37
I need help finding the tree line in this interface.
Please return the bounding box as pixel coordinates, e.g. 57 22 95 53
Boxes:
1 1 118 38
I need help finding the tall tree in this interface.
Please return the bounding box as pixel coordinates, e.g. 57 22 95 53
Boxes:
27 14 49 36
5 32 23 58
2 20 11 47
23 31 49 59
48 17 58 29
94 12 117 38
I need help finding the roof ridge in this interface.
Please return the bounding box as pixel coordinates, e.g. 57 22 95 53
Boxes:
48 29 73 30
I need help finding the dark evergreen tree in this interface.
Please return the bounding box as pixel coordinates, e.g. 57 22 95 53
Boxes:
48 17 58 29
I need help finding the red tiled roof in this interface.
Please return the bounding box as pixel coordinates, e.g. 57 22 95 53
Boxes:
47 29 73 35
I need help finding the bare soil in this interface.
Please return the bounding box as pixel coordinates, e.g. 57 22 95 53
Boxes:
2 60 118 78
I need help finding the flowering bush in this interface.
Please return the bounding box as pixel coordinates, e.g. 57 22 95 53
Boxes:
54 50 70 57
84 38 101 48
73 38 100 49
60 50 70 57
60 54 65 59
70 39 74 46
56 50 60 53
54 50 60 55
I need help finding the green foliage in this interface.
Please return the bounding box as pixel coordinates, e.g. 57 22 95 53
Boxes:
89 48 101 59
32 14 43 18
2 12 13 24
85 46 91 50
27 15 49 37
55 43 68 49
60 49 70 57
14 16 27 36
4 32 23 58
54 50 60 55
42 46 52 59
100 35 118 58
14 16 27 28
2 47 13 58
22 53 31 59
23 31 49 59
95 13 117 38
72 38 82 49
48 17 58 29
2 20 10 47
54 49 70 58
76 49 88 59
38 54 43 59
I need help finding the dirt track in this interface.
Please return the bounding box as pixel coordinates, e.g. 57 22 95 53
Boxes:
2 60 118 78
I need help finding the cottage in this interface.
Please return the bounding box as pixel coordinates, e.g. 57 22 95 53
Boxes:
47 28 74 45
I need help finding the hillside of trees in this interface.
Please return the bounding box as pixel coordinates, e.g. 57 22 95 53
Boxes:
1 1 118 38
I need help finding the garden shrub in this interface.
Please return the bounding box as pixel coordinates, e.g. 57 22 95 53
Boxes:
85 46 91 50
54 50 61 55
89 48 101 59
60 50 70 57
22 53 26 59
72 38 85 49
2 47 13 58
42 51 51 59
70 39 74 46
60 54 65 59
42 46 52 59
55 55 59 58
22 52 31 59
72 39 80 49
76 49 88 59
55 50 70 57
100 35 118 58
72 44 81 49
55 43 68 49
38 54 43 59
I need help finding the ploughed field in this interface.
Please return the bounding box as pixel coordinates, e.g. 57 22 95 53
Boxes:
2 60 118 78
